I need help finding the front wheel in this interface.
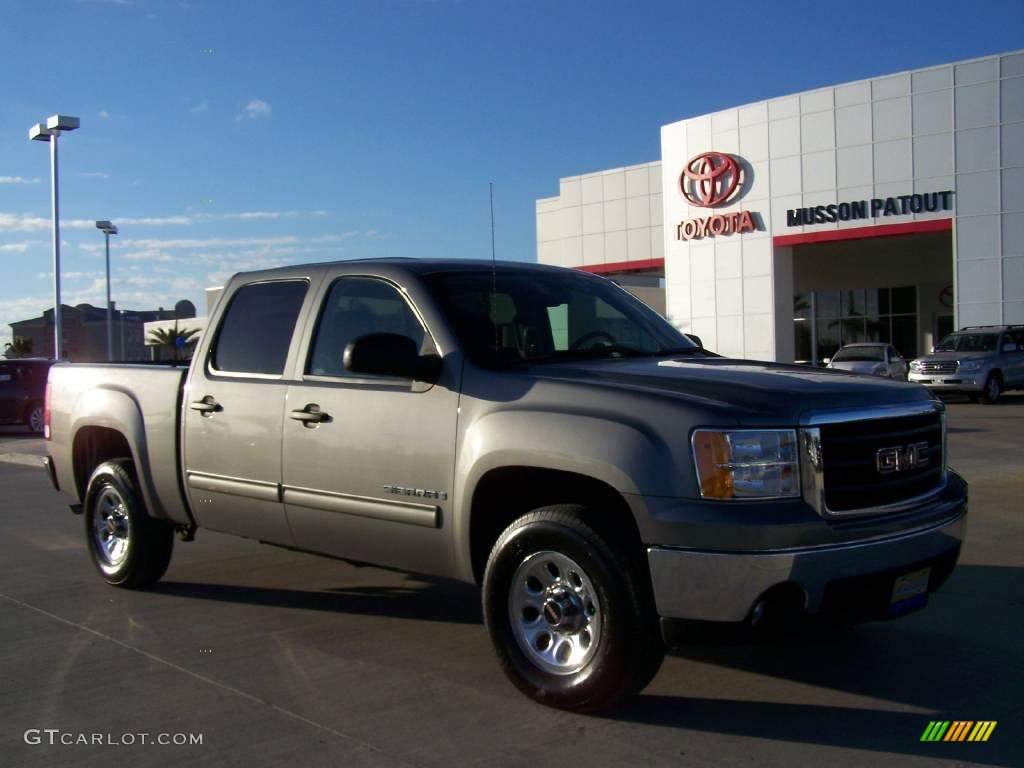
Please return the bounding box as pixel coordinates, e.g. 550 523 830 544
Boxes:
482 505 664 711
84 460 174 588
980 374 1002 404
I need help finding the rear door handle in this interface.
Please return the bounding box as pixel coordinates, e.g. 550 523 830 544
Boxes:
290 403 330 427
189 396 222 416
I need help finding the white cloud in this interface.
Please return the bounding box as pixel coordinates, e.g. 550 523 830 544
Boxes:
190 99 208 114
0 242 36 253
99 110 110 119
1 213 195 232
244 98 271 119
118 215 192 226
81 171 110 179
0 176 40 185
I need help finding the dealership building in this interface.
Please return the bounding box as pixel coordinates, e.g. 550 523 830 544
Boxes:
536 50 1024 363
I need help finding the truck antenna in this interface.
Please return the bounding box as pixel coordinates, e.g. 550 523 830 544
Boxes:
490 182 498 361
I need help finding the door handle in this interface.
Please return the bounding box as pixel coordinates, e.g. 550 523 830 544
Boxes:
189 396 222 416
290 403 330 427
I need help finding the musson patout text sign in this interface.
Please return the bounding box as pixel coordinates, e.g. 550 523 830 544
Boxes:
785 191 954 226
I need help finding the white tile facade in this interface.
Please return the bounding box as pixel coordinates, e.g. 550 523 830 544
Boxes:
536 50 1024 355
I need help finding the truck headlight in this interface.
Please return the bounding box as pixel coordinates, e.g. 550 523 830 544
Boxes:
959 359 982 372
909 359 923 371
691 429 799 499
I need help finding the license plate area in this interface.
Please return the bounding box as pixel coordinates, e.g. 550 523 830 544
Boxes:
889 567 930 616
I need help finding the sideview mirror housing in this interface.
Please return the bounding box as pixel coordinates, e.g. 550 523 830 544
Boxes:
343 333 440 382
684 333 703 349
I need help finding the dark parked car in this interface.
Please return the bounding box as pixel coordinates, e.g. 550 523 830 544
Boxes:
0 358 53 433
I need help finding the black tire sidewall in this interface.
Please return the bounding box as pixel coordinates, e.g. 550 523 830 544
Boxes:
483 514 652 710
982 374 1001 404
84 461 170 587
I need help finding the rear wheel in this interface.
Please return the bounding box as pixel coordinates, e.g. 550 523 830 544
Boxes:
980 373 1002 405
482 505 664 711
84 460 174 588
24 402 44 434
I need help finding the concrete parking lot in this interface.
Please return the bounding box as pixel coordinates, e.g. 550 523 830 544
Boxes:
1 398 1021 767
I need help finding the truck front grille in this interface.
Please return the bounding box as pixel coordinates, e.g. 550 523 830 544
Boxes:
801 404 945 516
919 361 958 375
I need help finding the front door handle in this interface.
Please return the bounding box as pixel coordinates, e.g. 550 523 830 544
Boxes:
290 403 330 427
189 396 222 416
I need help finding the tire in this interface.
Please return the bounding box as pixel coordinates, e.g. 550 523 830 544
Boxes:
482 505 664 712
84 460 174 588
980 373 1002 405
24 402 44 434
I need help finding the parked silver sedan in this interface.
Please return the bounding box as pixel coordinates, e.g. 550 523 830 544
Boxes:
826 343 909 379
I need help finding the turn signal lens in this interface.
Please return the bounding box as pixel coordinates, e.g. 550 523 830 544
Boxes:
692 429 799 499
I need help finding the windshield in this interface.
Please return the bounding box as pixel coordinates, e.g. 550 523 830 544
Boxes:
832 346 885 362
425 269 697 367
935 333 998 352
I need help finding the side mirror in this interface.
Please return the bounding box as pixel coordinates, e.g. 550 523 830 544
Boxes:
684 333 703 349
343 333 440 382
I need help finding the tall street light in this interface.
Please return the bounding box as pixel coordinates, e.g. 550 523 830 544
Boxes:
29 115 80 361
95 221 118 361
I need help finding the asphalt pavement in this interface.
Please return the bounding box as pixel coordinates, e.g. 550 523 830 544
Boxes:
0 399 1021 767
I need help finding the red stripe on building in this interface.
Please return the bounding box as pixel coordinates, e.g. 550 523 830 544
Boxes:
578 258 665 275
773 218 952 247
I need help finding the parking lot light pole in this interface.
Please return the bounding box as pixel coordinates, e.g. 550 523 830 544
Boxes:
95 221 118 361
29 115 80 361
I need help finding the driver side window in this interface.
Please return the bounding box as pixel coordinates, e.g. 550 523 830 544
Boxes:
307 277 427 378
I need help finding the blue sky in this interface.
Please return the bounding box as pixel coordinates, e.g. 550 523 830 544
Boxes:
1 0 1022 350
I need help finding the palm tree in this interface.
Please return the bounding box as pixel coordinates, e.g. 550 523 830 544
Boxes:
147 323 200 361
3 336 33 359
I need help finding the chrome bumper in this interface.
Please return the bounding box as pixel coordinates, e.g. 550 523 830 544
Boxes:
647 510 966 622
908 373 984 391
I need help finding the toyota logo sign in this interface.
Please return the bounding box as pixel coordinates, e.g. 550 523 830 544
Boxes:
680 152 741 207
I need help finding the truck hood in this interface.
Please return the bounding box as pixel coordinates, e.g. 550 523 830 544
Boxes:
917 351 990 363
828 361 887 375
528 355 931 422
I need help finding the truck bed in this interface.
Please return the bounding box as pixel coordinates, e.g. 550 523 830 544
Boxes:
47 363 192 526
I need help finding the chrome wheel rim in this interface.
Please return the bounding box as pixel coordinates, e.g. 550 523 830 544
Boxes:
92 487 131 567
28 407 43 433
509 551 602 676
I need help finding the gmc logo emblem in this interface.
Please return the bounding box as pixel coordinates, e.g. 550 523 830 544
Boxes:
876 442 930 474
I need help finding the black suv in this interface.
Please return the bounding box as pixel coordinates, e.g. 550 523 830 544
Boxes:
0 358 53 433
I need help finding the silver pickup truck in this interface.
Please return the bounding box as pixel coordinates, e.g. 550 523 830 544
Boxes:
44 259 967 711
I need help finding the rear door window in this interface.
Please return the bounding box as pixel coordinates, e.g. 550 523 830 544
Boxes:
210 281 308 375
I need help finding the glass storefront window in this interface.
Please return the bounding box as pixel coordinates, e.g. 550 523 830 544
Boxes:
891 286 916 314
841 289 866 317
794 285 918 364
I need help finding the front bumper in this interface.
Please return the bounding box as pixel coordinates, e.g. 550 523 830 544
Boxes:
908 372 985 392
647 507 966 622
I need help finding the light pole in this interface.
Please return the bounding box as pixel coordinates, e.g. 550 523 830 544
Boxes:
29 114 80 361
95 221 118 361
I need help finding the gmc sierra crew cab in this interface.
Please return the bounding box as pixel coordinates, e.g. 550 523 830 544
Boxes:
44 259 967 711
